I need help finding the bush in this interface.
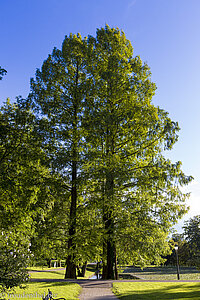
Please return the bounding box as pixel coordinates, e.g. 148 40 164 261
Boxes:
0 230 32 293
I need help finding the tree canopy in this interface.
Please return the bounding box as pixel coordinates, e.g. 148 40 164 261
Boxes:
0 66 6 80
30 25 192 279
0 25 193 282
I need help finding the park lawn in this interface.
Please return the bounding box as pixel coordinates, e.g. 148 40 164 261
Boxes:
29 266 95 279
2 282 81 300
123 266 200 280
29 268 65 279
113 282 200 300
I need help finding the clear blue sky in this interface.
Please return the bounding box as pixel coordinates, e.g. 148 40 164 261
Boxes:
1 0 200 232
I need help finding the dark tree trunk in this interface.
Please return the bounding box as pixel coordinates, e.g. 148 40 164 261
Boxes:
102 240 107 279
106 212 115 279
65 64 79 279
103 166 115 279
47 259 52 268
65 160 77 279
114 245 118 280
77 261 87 277
81 261 87 277
58 259 61 267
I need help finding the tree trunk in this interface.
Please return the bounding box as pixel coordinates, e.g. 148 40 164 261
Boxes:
103 169 115 279
106 213 115 279
102 240 107 279
65 160 77 279
77 261 87 277
103 201 115 279
81 261 87 277
47 258 51 268
114 245 118 280
65 64 79 279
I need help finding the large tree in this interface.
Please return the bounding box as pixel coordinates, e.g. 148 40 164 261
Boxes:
83 25 192 278
30 33 97 278
30 25 192 279
0 99 55 233
0 98 58 290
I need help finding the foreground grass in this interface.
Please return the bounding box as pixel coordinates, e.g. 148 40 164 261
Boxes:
113 282 200 300
1 282 81 300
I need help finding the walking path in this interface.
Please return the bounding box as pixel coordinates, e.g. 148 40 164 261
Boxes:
77 280 119 300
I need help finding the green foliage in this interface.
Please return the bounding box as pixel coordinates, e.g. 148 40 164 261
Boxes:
0 28 191 280
0 66 7 80
30 32 102 277
0 230 31 293
183 215 200 266
0 99 60 286
0 99 55 232
82 25 192 273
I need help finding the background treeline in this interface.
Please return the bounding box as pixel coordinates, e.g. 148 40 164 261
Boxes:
0 25 193 290
165 216 200 267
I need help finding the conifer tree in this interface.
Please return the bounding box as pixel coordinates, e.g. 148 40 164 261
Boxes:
30 34 92 278
30 26 192 279
83 25 192 279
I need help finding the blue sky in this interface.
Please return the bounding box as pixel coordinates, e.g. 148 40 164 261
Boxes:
1 0 200 232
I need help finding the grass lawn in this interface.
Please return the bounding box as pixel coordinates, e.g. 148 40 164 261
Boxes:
123 266 200 280
1 282 81 300
2 265 95 300
113 282 200 300
29 268 65 279
29 264 95 279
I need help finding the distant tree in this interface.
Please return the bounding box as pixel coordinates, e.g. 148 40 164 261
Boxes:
0 66 6 80
164 234 190 266
183 215 200 266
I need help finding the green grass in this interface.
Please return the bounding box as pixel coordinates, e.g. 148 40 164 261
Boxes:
1 282 81 300
29 265 95 279
29 268 65 279
113 282 200 300
123 266 200 280
83 263 96 279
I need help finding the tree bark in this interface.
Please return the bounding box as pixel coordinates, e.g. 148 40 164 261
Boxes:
65 159 77 279
105 212 115 279
77 261 87 277
114 244 118 280
47 258 52 268
65 62 79 279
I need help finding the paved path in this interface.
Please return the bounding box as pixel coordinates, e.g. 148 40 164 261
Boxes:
77 280 119 300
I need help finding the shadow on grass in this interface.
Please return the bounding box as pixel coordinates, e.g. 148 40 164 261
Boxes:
116 284 200 300
29 282 75 288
